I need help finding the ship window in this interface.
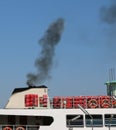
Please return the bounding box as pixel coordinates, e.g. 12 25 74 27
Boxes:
66 114 84 127
8 115 15 124
42 116 54 125
19 116 27 125
0 115 53 128
105 114 116 126
85 114 103 127
19 116 53 126
0 115 8 125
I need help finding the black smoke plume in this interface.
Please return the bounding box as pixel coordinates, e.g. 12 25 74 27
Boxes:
100 1 116 48
100 3 116 24
27 18 64 86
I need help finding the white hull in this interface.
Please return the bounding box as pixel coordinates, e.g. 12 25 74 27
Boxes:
0 108 116 130
1 84 116 130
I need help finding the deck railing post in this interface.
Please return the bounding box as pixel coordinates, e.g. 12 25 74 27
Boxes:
78 104 93 130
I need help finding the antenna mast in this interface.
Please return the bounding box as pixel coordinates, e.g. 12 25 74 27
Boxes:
109 68 115 81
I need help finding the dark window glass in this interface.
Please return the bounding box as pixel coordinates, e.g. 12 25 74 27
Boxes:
8 115 15 125
105 114 116 126
85 114 103 127
20 116 27 125
66 115 84 127
42 116 54 125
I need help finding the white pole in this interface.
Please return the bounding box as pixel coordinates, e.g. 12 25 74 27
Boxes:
68 115 81 130
78 104 93 130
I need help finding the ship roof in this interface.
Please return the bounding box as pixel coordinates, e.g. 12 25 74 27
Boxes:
105 80 116 84
12 85 47 94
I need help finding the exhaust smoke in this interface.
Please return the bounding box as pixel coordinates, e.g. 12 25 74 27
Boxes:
100 3 116 24
100 1 116 49
27 18 64 86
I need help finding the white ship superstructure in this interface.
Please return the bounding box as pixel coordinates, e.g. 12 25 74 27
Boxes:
1 81 116 130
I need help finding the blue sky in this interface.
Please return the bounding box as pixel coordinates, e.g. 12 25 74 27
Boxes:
0 0 116 107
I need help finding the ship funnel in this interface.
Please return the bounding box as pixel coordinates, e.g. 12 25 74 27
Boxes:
105 80 116 96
